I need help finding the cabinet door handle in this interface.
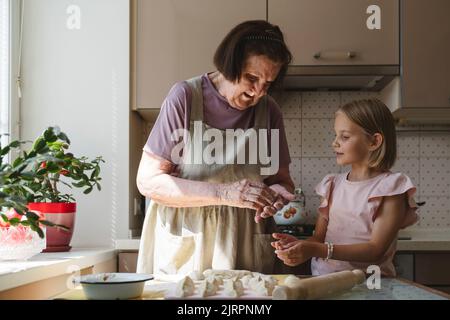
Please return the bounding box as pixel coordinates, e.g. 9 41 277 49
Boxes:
313 51 357 60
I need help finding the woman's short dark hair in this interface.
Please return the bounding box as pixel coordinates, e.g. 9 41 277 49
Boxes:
213 20 292 91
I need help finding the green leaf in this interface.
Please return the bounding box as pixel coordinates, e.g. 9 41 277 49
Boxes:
37 145 50 154
57 132 71 144
8 140 21 148
27 150 36 158
26 211 40 221
72 181 85 188
9 217 21 226
39 219 56 227
30 223 45 238
33 137 46 151
96 183 101 191
0 146 10 156
19 171 35 181
45 162 61 173
44 128 57 142
1 214 8 223
36 168 48 175
13 157 24 168
22 185 35 195
83 187 93 194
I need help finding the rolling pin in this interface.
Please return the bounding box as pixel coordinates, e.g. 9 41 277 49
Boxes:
272 270 366 300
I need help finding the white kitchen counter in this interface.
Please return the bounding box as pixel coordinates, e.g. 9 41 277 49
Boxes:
115 229 450 252
0 248 116 292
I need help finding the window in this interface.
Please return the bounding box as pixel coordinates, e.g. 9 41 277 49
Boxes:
0 0 20 160
0 0 10 150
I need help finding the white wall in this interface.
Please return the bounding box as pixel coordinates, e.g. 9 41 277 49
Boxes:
21 0 130 247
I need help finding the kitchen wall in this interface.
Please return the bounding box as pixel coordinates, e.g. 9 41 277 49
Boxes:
278 91 450 230
20 0 130 247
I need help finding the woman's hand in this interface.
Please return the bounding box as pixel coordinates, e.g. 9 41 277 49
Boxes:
217 179 278 211
254 184 295 223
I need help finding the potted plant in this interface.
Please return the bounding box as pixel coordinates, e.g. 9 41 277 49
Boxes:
2 126 104 253
0 136 66 260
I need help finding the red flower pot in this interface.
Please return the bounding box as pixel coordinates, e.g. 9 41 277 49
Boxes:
28 202 76 252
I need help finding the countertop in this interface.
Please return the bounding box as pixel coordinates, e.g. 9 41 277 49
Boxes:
0 248 116 292
53 275 450 300
115 228 450 251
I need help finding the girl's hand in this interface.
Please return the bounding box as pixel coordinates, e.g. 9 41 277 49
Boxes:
217 179 277 211
274 240 314 267
271 232 298 250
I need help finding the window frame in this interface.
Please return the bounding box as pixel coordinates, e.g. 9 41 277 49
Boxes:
9 0 21 143
0 0 21 162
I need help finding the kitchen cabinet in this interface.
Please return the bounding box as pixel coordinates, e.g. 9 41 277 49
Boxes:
395 252 450 294
401 0 450 110
118 252 139 273
132 0 266 120
393 253 414 281
381 0 450 124
268 0 399 66
415 253 450 291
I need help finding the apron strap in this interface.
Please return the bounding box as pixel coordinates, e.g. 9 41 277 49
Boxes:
185 76 204 125
183 76 204 165
254 96 268 129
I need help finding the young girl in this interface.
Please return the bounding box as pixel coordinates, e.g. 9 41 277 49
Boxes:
272 99 419 276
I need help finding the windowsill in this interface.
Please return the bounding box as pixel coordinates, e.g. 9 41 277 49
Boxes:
0 248 117 292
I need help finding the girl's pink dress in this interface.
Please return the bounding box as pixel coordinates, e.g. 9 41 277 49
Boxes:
311 171 418 277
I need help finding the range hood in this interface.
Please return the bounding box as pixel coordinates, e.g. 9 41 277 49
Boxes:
283 65 400 91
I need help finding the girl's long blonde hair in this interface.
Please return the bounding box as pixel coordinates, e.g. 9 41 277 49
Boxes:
337 99 397 171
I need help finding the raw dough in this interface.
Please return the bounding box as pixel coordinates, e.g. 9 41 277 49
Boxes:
174 276 195 298
188 270 204 281
198 279 219 297
240 275 253 287
203 269 252 280
205 275 224 286
248 275 277 296
223 279 244 298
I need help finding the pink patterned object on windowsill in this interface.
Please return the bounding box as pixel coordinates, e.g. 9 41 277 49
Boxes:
0 226 46 261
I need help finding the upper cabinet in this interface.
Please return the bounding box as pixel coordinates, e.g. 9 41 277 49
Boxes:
381 0 450 123
401 0 450 110
132 0 266 115
268 0 399 66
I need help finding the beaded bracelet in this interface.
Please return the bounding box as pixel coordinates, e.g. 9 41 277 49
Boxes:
325 242 334 261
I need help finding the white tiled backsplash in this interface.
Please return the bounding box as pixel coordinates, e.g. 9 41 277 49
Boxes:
280 91 450 229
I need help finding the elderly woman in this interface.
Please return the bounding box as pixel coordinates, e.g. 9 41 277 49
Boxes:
136 20 295 275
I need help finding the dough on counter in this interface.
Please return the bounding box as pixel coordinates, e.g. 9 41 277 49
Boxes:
205 275 224 286
248 275 277 296
240 274 253 287
188 270 205 281
174 276 195 298
203 269 252 280
198 279 218 297
223 279 244 298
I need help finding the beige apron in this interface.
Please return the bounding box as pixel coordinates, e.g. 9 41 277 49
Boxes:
136 76 277 275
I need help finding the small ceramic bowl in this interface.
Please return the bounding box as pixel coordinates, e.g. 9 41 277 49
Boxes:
75 273 153 300
273 188 307 225
274 202 306 225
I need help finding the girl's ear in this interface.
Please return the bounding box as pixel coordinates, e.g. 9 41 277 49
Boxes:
368 133 383 151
